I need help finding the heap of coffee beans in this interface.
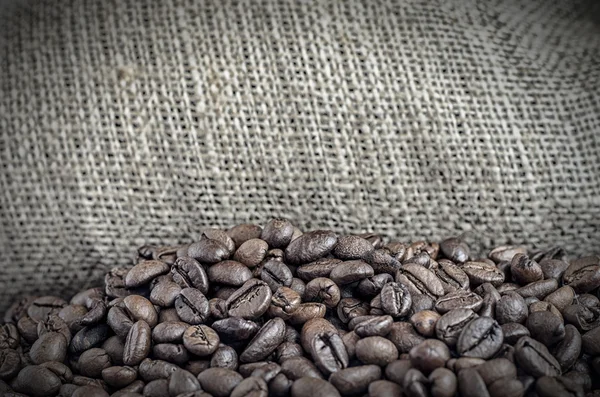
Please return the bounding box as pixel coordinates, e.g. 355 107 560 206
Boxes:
1 220 600 397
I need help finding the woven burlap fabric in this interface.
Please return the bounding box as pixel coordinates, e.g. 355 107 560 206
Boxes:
1 0 599 312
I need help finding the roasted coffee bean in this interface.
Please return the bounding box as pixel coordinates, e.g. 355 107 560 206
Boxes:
122 295 158 327
234 238 269 268
429 367 457 397
0 324 20 350
410 294 435 315
168 369 202 396
300 318 348 374
396 264 444 299
40 361 72 384
410 310 440 337
434 290 482 313
529 301 563 323
101 366 137 389
170 256 210 294
356 273 394 299
268 286 302 319
409 339 450 374
303 278 341 308
187 234 231 264
383 359 412 385
329 260 374 286
71 385 109 397
198 367 244 397
496 292 528 324
78 348 111 378
269 372 293 397
260 259 293 292
125 261 170 288
183 325 220 356
543 285 574 312
458 368 489 397
457 317 503 359
59 304 89 333
208 260 253 287
501 322 531 344
143 378 169 397
553 324 581 372
227 279 272 319
29 332 68 365
563 255 600 293
355 336 398 366
290 377 341 397
276 341 304 362
581 325 600 355
563 304 600 332
526 311 565 346
488 246 528 263
476 357 517 385
27 296 68 322
329 365 381 396
211 345 238 370
440 237 470 263
332 235 374 261
37 313 72 344
539 258 570 280
511 254 544 285
388 322 426 354
515 279 558 300
152 343 189 365
231 376 269 397
227 224 263 249
280 356 323 380
105 268 130 299
241 317 286 363
261 218 295 249
107 307 134 339
380 282 412 317
336 298 369 323
364 249 402 275
354 315 393 337
123 320 151 366
296 258 342 282
211 317 260 342
434 260 470 293
536 375 585 397
138 358 179 381
402 368 429 397
285 230 338 265
69 324 110 355
17 315 40 344
249 362 281 382
514 336 561 377
174 288 209 324
289 278 306 297
435 308 479 346
0 348 20 380
450 357 486 371
13 365 62 397
151 321 188 343
149 280 181 307
461 261 504 287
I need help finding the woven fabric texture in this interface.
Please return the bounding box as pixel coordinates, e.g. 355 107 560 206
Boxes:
1 0 600 311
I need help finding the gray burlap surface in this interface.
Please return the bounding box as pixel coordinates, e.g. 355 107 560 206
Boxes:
1 0 600 312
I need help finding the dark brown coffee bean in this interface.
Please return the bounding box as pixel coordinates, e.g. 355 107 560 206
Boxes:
70 325 112 357
364 249 402 275
152 343 189 365
502 322 531 344
328 260 374 286
230 376 269 397
174 288 209 325
457 317 504 359
409 339 450 374
138 358 179 381
280 356 323 380
101 336 125 366
149 280 181 307
260 259 293 292
122 295 158 327
536 375 585 397
410 310 440 337
429 367 457 397
0 348 20 380
227 224 263 249
511 254 544 285
388 322 426 354
285 230 338 265
152 321 188 343
71 385 109 397
356 336 398 366
210 345 238 370
171 256 209 294
211 317 260 342
336 298 369 324
265 286 301 321
563 304 600 332
14 365 62 397
563 255 600 293
366 380 401 397
434 260 470 294
207 260 252 287
291 377 341 397
540 258 570 280
240 317 286 363
516 279 559 300
514 336 561 377
476 358 517 385
124 261 170 288
260 218 294 248
187 235 230 265
329 365 381 396
396 264 444 299
458 368 489 397
461 261 505 287
198 368 244 397
354 315 393 337
226 279 272 319
553 324 581 372
168 369 201 396
380 282 412 317
402 368 429 397
435 308 478 346
383 359 412 385
0 324 20 350
526 311 565 346
183 325 220 357
488 246 528 263
440 237 470 263
276 341 304 363
143 378 169 397
123 321 151 366
582 326 600 356
356 273 394 299
17 315 39 344
296 258 343 282
101 366 137 389
234 239 269 268
27 296 67 323
496 292 528 324
28 332 67 365
434 290 483 313
543 286 575 313
301 318 348 375
78 348 111 378
303 278 341 309
332 235 374 261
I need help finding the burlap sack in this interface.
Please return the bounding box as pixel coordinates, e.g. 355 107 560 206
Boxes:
1 0 599 312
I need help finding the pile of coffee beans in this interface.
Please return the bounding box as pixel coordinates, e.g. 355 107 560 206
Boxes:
1 219 600 397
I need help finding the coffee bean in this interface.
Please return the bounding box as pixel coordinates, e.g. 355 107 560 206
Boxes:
226 279 272 319
123 321 151 366
125 261 170 288
168 369 202 396
0 324 20 350
261 259 293 292
285 230 338 265
143 378 169 397
208 260 253 287
364 249 402 275
514 336 561 377
396 264 444 299
458 368 490 397
434 260 470 293
303 278 340 309
170 256 209 294
563 304 600 332
174 288 209 324
29 332 67 365
280 356 323 380
301 318 348 374
501 322 531 344
27 296 67 322
511 254 544 285
496 292 528 324
14 365 62 397
356 336 398 366
211 317 260 342
0 348 20 380
291 377 341 397
101 366 137 389
227 224 263 248
581 325 600 355
435 308 478 346
457 317 503 359
380 282 412 317
78 348 111 378
529 301 563 323
410 310 440 337
122 295 158 327
563 255 600 293
231 376 269 397
183 325 220 356
388 322 426 354
461 261 505 287
336 298 369 324
536 375 585 397
240 317 286 363
332 236 374 261
402 368 429 397
211 345 238 370
70 324 110 355
198 368 244 397
429 367 457 397
234 239 269 268
488 246 528 263
543 285 574 312
329 365 381 396
409 339 450 374
149 280 181 307
328 260 374 286
354 315 393 337
138 358 179 381
434 290 483 313
71 385 109 397
296 259 342 282
526 311 565 346
553 324 581 372
152 343 189 365
17 315 39 344
440 237 470 263
188 233 232 264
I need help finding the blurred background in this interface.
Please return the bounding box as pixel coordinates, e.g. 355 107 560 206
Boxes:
1 0 599 312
